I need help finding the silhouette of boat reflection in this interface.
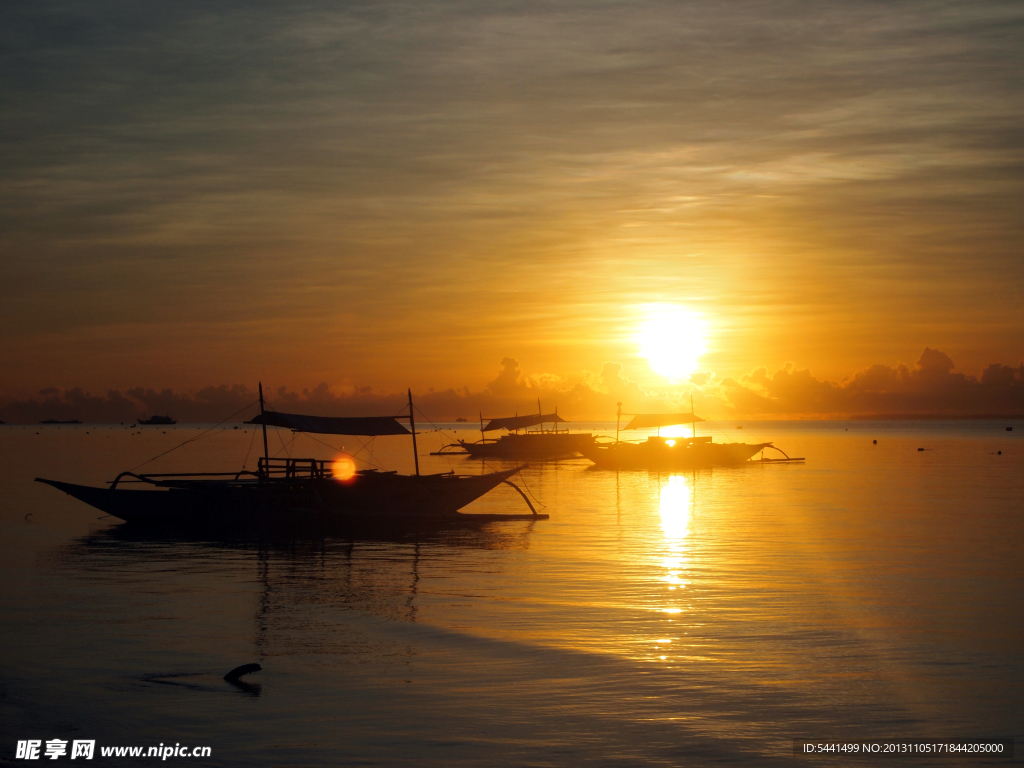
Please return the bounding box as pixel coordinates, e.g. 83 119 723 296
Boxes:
65 512 542 551
56 515 538 657
37 386 546 527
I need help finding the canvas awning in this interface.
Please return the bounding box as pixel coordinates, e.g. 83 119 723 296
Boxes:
623 413 705 430
248 411 411 436
482 413 567 432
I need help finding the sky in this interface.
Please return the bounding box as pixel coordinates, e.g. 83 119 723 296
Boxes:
2 0 1023 418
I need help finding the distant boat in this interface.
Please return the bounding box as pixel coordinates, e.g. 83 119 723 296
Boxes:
437 402 592 460
138 415 176 425
40 419 82 424
455 417 468 422
37 385 545 525
579 403 801 470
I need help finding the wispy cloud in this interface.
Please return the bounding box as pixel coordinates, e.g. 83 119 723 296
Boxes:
2 1 1022 391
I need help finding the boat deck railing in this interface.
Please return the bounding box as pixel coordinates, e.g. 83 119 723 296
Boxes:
257 457 331 479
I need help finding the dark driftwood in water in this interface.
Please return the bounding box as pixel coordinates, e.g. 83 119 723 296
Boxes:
224 663 261 682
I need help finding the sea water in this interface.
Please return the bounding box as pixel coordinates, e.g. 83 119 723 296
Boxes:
1 421 1021 765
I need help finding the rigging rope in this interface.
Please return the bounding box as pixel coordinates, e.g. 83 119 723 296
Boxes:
240 422 258 470
514 468 546 509
272 429 295 459
130 400 260 472
295 430 389 472
259 390 388 471
412 403 462 447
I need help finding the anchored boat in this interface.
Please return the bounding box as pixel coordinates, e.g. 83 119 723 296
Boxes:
580 403 802 470
436 402 592 460
138 414 176 425
37 386 546 524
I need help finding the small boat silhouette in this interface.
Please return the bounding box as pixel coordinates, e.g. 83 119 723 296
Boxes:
138 415 176 425
580 400 802 470
437 401 592 460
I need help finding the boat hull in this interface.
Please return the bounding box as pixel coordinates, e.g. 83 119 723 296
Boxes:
459 433 593 460
580 440 772 470
36 467 544 525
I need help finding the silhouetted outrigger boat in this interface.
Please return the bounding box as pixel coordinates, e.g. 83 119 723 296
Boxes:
435 402 592 460
580 403 802 470
37 387 546 525
138 414 176 425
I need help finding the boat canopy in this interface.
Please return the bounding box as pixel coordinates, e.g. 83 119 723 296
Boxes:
623 413 705 430
247 411 411 436
483 413 566 432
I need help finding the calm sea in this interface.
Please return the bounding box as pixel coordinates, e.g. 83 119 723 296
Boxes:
1 421 1021 765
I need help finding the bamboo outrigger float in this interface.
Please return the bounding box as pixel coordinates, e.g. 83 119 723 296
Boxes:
37 385 547 524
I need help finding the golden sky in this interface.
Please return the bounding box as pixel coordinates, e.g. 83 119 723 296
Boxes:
2 1 1023 411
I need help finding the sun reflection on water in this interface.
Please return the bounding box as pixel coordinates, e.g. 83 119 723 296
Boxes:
659 474 692 542
653 474 694 663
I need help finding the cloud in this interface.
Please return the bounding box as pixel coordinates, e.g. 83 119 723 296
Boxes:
0 357 668 423
721 348 1024 416
4 349 1020 423
486 357 526 397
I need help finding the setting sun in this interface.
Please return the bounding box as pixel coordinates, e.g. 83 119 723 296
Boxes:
636 305 708 382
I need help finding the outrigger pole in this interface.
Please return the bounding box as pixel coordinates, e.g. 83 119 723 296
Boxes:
408 389 420 476
258 382 269 474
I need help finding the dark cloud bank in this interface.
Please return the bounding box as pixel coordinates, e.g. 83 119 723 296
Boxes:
3 349 1022 424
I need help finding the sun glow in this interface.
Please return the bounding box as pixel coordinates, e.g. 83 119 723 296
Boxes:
331 453 357 483
636 305 708 381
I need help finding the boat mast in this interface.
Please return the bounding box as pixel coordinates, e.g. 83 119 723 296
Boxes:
616 402 622 443
691 392 696 439
258 382 269 474
408 389 420 476
537 398 542 434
